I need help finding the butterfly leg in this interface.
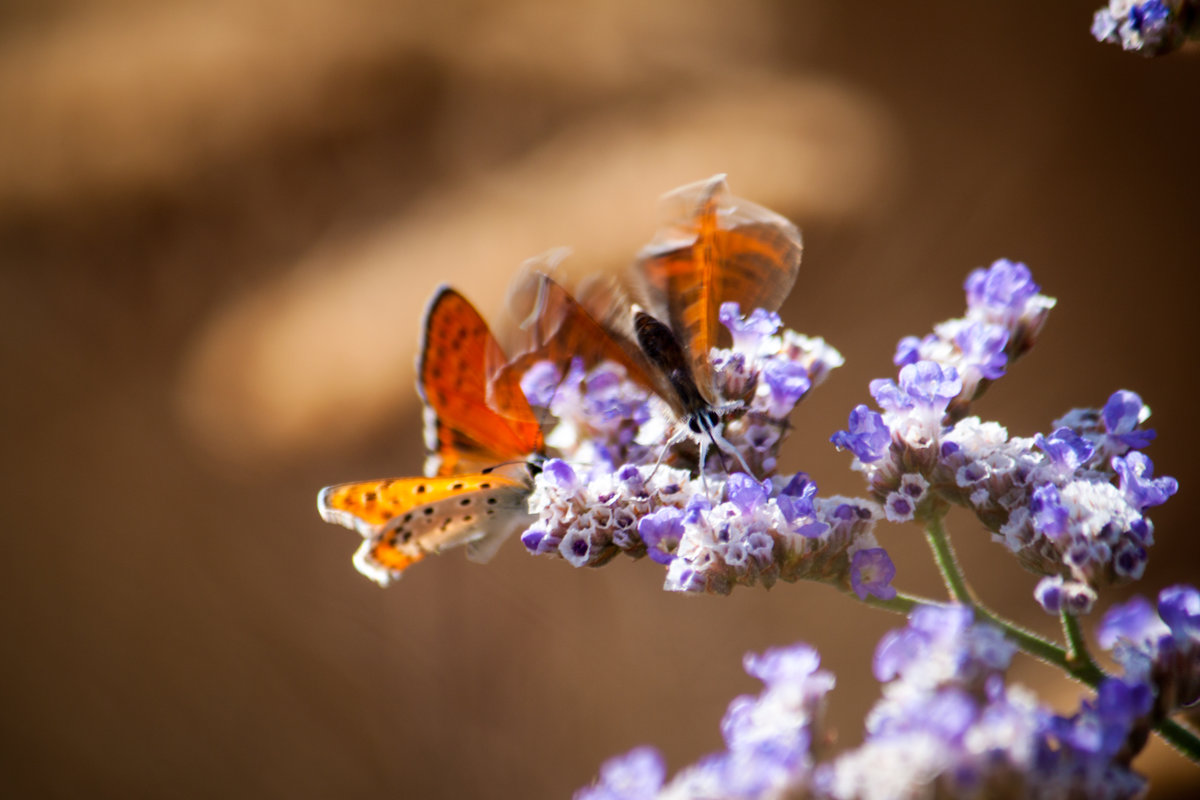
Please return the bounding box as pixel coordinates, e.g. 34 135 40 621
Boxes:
648 426 689 481
710 424 754 476
694 412 753 477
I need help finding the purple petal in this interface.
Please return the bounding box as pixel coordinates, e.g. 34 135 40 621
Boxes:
850 548 897 600
638 506 686 564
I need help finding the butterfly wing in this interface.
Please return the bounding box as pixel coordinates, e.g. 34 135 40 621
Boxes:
318 473 533 586
634 174 803 400
420 288 544 477
505 271 664 396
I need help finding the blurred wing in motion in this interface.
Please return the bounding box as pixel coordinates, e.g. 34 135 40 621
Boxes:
318 473 533 586
633 174 803 402
505 267 663 398
419 287 544 477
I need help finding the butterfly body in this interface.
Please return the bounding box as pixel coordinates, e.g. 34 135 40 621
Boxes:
508 176 802 475
318 287 543 585
631 309 719 433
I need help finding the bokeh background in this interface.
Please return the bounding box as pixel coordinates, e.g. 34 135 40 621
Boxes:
3 1 1199 797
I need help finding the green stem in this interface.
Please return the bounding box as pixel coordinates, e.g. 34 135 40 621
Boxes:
973 604 1104 686
923 514 977 605
922 515 1103 683
1059 608 1102 677
1158 718 1200 763
841 588 938 616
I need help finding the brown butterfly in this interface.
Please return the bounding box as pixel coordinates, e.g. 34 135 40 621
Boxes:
317 288 543 585
510 175 802 472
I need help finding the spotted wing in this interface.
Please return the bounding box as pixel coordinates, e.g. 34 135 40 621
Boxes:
420 288 544 477
633 174 803 400
317 473 532 586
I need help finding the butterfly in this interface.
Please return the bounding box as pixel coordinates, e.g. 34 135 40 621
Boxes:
509 174 803 473
317 287 544 586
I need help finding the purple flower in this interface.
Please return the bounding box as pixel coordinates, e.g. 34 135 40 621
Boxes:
638 507 685 565
777 473 821 531
1102 390 1156 451
726 473 770 513
560 528 595 567
893 334 927 367
1097 585 1200 714
874 606 1015 687
720 302 781 354
1157 585 1200 639
682 493 712 525
580 641 835 799
850 548 896 600
1035 576 1066 614
760 360 811 418
1113 451 1178 510
1092 8 1120 41
520 527 546 553
1098 0 1186 56
743 643 823 687
1030 484 1069 539
1034 427 1095 476
544 459 580 492
616 464 645 491
871 361 962 416
1113 540 1148 580
903 361 963 408
964 259 1040 318
519 359 563 407
831 405 891 463
780 472 818 501
953 321 1009 380
1098 596 1162 651
883 491 916 523
575 746 665 800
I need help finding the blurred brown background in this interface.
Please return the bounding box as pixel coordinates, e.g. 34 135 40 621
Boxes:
3 1 1199 797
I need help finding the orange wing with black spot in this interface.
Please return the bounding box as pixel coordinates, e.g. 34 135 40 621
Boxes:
318 472 532 586
419 288 544 477
633 174 803 400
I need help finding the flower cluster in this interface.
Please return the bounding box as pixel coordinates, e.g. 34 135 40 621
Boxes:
892 259 1055 420
1099 584 1200 720
520 358 659 472
1092 1 1198 56
832 260 1177 613
714 303 844 477
576 642 834 800
577 607 1160 799
519 304 887 597
825 606 1150 799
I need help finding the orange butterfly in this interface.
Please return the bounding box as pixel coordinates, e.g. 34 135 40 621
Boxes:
511 175 802 472
317 288 543 586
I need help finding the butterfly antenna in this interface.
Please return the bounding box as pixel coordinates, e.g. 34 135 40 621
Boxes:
483 459 544 478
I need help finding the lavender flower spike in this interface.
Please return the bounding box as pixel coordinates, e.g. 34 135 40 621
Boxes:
889 259 1055 416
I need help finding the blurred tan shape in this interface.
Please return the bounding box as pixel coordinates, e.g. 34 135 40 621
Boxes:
0 0 783 211
176 76 898 463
